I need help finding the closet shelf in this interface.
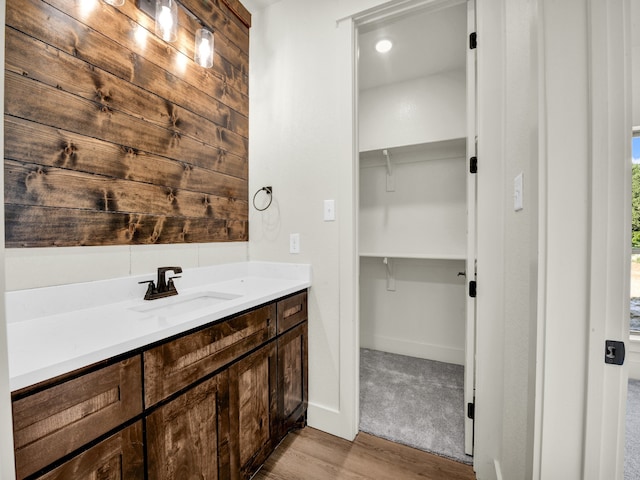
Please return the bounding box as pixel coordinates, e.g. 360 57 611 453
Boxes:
359 137 466 156
359 252 466 261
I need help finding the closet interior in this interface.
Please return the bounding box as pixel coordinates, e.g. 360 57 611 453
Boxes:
357 0 475 462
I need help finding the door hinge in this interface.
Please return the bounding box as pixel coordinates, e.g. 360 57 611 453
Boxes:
470 156 477 174
469 32 477 50
469 280 477 298
605 340 625 365
467 402 475 420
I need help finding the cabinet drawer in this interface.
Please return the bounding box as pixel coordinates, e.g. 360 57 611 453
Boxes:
276 291 307 334
144 303 276 406
36 422 144 480
12 356 143 479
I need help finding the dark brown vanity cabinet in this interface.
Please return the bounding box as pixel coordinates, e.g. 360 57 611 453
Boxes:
10 290 308 480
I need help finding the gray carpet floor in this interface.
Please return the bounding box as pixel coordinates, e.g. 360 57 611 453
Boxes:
359 348 471 465
626 379 640 480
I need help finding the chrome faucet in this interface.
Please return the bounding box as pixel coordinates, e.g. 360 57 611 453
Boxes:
139 266 183 300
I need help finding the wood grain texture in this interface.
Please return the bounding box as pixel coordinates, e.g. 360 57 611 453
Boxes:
144 304 276 407
146 373 229 480
12 356 142 479
220 0 252 28
5 0 250 247
277 322 308 437
229 342 278 480
254 428 477 480
37 422 144 480
5 204 247 247
277 291 308 334
6 28 248 146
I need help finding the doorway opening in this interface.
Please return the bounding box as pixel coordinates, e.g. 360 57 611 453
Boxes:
355 0 475 465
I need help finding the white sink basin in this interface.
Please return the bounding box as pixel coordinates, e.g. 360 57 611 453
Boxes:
130 291 241 317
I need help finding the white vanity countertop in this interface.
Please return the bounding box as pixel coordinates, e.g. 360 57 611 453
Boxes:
6 261 311 392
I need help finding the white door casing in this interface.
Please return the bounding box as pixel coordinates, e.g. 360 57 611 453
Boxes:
582 0 631 478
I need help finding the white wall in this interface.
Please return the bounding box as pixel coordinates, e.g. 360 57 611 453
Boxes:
5 243 248 291
359 143 467 256
247 0 357 438
360 257 467 364
359 69 466 151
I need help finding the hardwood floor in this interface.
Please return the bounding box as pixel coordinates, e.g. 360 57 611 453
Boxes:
253 427 476 480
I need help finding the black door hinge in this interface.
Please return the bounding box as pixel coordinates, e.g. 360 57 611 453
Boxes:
469 32 477 50
467 402 475 420
470 156 477 174
605 340 625 365
469 280 477 298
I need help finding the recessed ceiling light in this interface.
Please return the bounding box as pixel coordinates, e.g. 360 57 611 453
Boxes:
375 39 393 53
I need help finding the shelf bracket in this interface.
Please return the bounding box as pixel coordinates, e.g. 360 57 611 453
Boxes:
383 257 396 291
383 149 395 192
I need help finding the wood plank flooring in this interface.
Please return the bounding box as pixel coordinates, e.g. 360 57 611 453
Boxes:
253 427 476 480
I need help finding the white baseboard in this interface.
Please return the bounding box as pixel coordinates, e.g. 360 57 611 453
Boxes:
361 334 465 365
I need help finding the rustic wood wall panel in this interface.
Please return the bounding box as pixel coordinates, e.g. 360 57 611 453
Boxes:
5 0 250 247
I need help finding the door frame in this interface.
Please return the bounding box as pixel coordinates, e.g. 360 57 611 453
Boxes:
350 0 477 456
581 0 631 478
531 0 631 478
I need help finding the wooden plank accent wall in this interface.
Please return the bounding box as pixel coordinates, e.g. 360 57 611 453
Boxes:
4 0 250 247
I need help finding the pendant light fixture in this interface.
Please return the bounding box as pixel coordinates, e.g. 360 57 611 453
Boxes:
155 0 178 42
194 28 214 68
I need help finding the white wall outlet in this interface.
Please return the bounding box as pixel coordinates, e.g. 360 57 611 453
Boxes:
514 172 524 211
324 199 336 221
289 233 300 254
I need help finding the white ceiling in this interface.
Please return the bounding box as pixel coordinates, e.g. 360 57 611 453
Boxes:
241 0 281 13
358 3 467 91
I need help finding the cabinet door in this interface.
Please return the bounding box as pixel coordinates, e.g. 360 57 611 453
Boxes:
36 422 144 480
12 356 143 479
229 342 277 480
146 371 230 480
277 321 308 439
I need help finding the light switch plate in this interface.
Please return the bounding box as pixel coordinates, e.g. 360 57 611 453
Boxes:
289 233 300 254
514 172 523 211
324 200 335 221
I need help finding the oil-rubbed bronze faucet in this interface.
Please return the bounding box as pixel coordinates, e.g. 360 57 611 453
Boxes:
139 266 183 300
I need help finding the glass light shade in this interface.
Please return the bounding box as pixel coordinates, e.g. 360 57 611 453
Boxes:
155 0 178 43
194 29 214 68
103 0 125 5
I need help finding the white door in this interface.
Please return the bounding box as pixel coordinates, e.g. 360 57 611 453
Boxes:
464 0 477 457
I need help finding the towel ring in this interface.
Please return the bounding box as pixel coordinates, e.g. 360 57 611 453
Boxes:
252 186 273 211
